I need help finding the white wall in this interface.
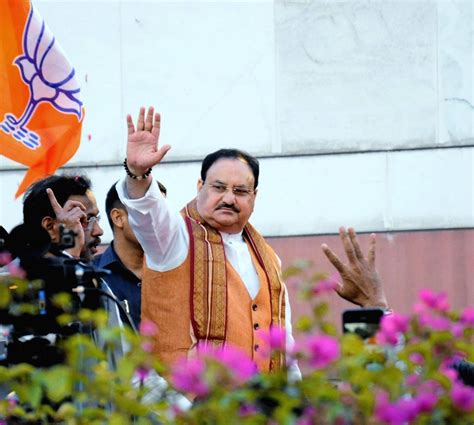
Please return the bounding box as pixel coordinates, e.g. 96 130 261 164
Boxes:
1 0 473 243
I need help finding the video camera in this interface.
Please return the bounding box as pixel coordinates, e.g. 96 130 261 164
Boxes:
0 224 110 366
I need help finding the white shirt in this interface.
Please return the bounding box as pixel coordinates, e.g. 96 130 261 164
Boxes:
117 177 301 380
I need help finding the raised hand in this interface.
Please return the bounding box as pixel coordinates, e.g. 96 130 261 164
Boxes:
321 227 388 309
126 106 171 176
46 188 85 256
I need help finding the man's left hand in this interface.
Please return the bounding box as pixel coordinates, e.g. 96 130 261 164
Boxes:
321 227 388 309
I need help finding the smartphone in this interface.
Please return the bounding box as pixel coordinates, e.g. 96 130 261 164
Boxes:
342 308 384 341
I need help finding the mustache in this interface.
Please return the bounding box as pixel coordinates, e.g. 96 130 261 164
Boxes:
88 237 101 247
216 203 240 213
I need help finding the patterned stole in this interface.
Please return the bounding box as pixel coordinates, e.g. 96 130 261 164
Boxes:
182 198 286 371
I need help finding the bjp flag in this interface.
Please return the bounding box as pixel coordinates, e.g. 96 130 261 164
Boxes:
0 0 84 197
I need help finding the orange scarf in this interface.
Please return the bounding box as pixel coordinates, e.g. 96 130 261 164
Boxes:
182 199 286 371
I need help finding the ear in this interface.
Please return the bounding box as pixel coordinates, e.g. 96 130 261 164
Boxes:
197 178 204 193
110 208 126 230
41 216 59 242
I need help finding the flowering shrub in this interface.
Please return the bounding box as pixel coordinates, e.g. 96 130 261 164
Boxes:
171 344 257 398
0 255 473 424
171 268 474 425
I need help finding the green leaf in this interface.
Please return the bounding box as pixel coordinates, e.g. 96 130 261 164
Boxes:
282 259 312 280
52 292 73 311
109 412 133 425
296 315 313 332
55 402 77 420
7 363 35 378
341 334 365 356
116 356 135 382
13 379 42 408
313 302 329 320
39 365 73 403
0 285 11 308
320 322 337 336
310 271 330 283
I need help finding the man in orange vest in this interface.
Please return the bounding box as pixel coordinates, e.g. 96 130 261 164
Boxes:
116 107 389 377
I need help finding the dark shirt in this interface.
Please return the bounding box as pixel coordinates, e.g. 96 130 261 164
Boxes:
94 242 141 329
453 359 474 387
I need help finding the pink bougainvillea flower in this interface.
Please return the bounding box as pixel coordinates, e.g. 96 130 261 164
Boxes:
460 307 474 326
7 396 17 408
374 391 419 425
441 356 458 370
377 313 409 345
6 262 26 279
418 379 442 395
0 252 12 266
414 289 450 313
139 319 157 337
451 382 474 412
139 319 157 352
417 312 451 332
313 273 339 296
295 406 317 425
451 322 465 338
134 366 150 385
141 341 153 353
238 403 259 417
304 334 340 369
170 404 185 418
6 391 18 415
207 344 257 383
441 366 459 383
406 373 420 387
171 356 209 397
414 391 438 413
408 352 424 365
257 325 286 358
179 343 257 390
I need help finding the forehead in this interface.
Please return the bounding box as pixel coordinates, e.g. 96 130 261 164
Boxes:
206 158 255 185
68 190 99 215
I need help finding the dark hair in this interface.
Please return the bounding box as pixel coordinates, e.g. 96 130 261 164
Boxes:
23 175 92 229
200 149 259 189
105 181 167 232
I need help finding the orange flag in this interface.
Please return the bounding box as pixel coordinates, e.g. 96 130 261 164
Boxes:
0 0 84 197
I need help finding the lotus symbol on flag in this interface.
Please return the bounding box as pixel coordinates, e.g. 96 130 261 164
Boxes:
0 5 83 149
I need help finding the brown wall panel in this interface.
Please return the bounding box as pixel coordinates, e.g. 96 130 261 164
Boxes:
267 229 474 335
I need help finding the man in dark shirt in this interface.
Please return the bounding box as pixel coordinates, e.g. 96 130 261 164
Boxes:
95 181 167 329
18 175 190 409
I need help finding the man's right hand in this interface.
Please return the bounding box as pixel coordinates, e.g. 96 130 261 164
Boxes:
46 188 86 257
126 106 171 176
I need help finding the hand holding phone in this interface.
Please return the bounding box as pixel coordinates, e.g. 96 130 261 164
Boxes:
342 308 384 341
